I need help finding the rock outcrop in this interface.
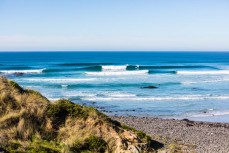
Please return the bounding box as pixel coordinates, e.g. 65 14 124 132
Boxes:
141 86 158 89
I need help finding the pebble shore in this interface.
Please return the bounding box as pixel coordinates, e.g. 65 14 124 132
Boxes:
111 116 229 153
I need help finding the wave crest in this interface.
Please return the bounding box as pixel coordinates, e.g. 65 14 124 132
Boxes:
177 70 229 75
85 70 149 76
21 78 97 83
102 65 128 71
83 95 229 101
0 69 45 74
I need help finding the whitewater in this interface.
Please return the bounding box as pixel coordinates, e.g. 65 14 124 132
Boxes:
0 51 229 120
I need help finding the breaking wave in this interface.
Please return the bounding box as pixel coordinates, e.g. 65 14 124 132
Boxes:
102 65 128 71
83 95 229 101
85 70 149 76
177 70 229 75
190 110 229 118
0 69 45 74
73 64 217 72
57 63 113 66
21 78 97 83
182 78 229 84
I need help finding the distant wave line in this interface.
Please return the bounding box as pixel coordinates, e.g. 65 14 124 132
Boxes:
182 78 229 84
57 63 113 66
0 69 45 74
177 70 229 75
85 70 149 76
21 78 97 83
83 95 229 101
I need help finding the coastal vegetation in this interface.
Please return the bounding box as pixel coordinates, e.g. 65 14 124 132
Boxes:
0 76 186 152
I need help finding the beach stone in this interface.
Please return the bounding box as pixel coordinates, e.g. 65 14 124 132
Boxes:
111 116 229 153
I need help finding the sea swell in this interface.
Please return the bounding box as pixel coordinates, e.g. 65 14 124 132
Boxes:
0 69 45 74
82 94 229 102
57 62 113 66
177 70 229 75
20 78 97 83
30 64 222 76
85 70 149 76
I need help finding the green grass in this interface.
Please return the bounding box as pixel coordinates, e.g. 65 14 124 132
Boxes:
3 136 64 153
24 89 44 96
70 135 107 153
47 99 89 119
9 80 24 93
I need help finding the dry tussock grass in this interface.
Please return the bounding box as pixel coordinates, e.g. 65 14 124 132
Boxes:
0 77 172 153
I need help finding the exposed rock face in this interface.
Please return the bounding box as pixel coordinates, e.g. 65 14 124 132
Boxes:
0 77 165 153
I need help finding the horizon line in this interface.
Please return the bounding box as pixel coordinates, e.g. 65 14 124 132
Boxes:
0 50 229 52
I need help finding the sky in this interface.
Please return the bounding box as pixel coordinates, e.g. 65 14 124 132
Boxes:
0 0 229 51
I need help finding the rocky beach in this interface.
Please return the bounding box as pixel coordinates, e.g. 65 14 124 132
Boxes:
112 116 229 153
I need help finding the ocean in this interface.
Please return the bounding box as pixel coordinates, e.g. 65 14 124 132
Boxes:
1 51 229 120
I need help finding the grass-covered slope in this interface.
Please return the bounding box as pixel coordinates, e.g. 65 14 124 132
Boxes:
0 76 181 153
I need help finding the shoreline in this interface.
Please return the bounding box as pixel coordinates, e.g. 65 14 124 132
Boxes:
111 116 229 153
178 114 229 123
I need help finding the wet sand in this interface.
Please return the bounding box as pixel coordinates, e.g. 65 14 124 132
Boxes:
111 116 229 153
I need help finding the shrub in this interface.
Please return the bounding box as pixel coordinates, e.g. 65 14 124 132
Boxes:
70 135 107 153
46 99 91 128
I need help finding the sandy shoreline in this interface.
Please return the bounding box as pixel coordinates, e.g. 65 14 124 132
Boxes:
111 116 229 153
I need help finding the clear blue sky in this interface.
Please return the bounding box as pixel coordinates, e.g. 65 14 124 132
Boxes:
0 0 229 51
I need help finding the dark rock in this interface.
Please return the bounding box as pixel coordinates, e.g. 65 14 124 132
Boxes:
182 118 190 122
186 123 194 126
0 148 9 153
141 86 158 89
182 118 194 124
14 72 24 76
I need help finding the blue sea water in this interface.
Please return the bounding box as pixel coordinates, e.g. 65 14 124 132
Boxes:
1 52 229 120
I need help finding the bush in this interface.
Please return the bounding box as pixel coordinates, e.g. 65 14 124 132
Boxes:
70 135 107 153
46 99 91 129
47 99 89 117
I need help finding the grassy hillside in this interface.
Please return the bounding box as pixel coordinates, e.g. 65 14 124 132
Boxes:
0 76 187 153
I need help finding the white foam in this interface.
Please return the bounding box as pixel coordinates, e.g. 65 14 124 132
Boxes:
0 69 45 74
85 70 149 76
191 110 229 118
61 85 68 88
177 70 229 75
182 78 229 84
64 91 97 97
108 93 137 98
48 98 60 101
212 111 229 116
102 65 127 71
23 78 97 83
83 95 229 101
100 91 137 98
